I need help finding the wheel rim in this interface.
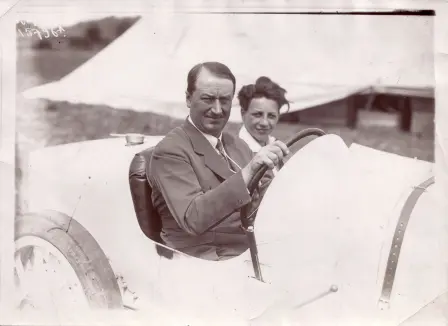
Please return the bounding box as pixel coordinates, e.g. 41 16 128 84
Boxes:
14 236 91 316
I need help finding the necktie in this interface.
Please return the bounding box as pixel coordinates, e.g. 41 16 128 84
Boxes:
216 139 238 173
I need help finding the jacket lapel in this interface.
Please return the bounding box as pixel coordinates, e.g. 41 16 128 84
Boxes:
222 133 247 170
182 120 234 180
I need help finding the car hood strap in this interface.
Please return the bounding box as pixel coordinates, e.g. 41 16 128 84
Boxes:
379 176 435 307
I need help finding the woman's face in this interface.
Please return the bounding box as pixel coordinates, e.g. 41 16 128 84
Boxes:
242 97 280 144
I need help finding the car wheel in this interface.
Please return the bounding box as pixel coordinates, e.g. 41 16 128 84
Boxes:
14 210 123 314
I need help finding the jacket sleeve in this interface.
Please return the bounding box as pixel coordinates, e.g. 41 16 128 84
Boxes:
150 148 252 236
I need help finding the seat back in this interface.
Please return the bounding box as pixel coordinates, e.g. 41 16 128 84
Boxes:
129 147 174 259
128 147 163 243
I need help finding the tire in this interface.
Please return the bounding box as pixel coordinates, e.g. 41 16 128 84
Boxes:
15 210 123 309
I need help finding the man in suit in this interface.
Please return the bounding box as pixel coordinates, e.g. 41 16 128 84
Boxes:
149 62 289 260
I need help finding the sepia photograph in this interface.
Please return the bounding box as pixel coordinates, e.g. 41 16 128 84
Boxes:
9 3 446 325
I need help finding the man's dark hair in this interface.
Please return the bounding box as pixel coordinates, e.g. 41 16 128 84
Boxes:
237 76 290 113
186 62 236 95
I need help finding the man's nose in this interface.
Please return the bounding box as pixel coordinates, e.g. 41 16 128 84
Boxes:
210 99 223 114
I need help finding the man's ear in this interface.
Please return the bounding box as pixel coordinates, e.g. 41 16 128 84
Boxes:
185 91 192 108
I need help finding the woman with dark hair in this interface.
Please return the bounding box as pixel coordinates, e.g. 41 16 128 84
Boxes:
237 76 290 173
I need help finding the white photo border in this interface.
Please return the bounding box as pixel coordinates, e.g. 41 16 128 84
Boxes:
0 0 447 324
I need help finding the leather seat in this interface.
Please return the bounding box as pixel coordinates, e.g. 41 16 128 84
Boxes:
129 147 173 259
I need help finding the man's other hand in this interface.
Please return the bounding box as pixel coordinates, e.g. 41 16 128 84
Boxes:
241 140 289 186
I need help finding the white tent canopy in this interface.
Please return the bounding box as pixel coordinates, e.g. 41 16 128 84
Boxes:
22 13 434 123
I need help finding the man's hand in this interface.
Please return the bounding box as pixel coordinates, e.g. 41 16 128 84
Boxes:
241 140 289 186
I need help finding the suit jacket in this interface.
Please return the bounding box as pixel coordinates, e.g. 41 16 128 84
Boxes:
148 119 273 260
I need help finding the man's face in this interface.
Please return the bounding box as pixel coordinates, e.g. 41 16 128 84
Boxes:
186 68 234 137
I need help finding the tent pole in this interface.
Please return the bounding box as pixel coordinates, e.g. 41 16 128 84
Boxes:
399 96 413 133
346 95 358 129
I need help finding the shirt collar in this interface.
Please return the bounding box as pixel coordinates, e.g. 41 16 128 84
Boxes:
187 116 222 149
238 125 275 152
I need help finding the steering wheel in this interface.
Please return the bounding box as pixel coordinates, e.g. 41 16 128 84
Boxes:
241 128 326 226
240 127 326 281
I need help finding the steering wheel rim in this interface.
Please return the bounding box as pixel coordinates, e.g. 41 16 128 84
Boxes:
241 128 326 228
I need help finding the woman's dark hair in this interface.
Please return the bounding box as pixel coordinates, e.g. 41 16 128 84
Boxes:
237 76 290 113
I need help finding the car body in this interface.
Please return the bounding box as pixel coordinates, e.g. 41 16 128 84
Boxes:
15 132 446 325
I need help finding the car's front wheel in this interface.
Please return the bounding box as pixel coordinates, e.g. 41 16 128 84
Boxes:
14 210 123 316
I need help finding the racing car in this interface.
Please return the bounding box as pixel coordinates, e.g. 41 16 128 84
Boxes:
13 129 445 325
